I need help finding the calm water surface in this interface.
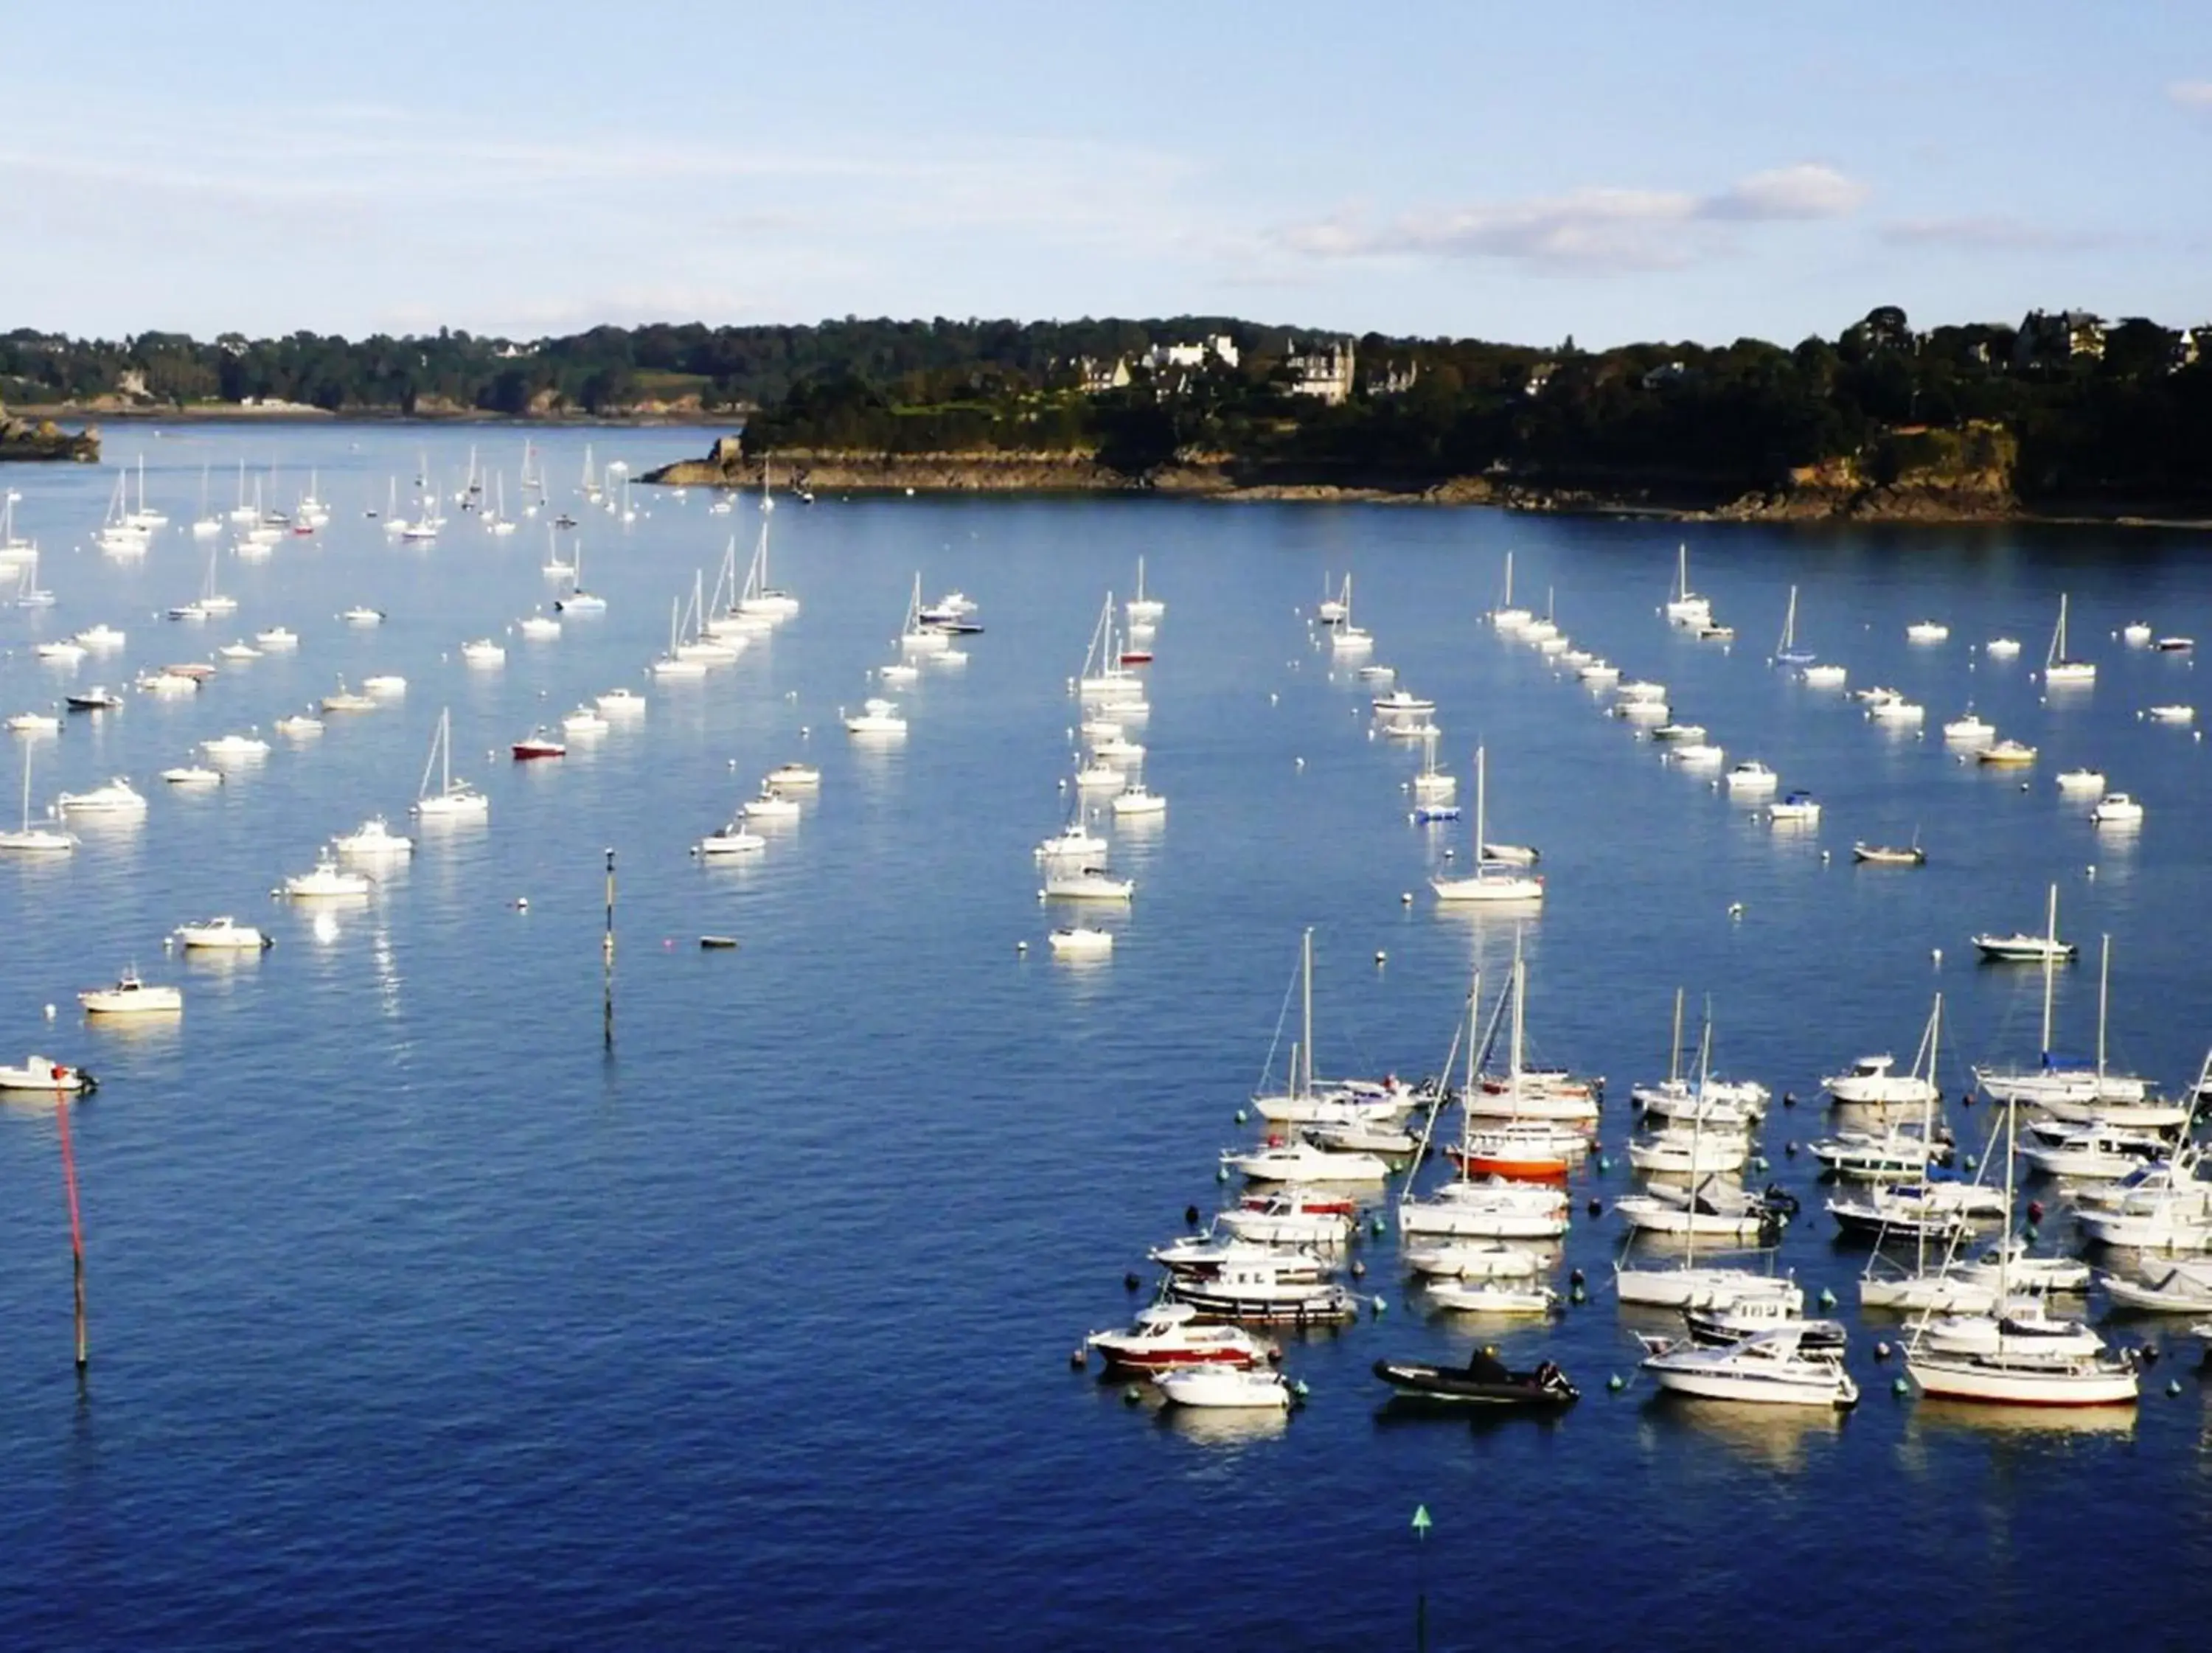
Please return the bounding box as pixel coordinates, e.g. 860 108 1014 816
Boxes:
2 428 2210 1648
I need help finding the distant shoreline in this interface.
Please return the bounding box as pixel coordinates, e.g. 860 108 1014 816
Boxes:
3 402 723 429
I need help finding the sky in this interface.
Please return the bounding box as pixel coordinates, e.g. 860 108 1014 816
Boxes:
5 1 2210 348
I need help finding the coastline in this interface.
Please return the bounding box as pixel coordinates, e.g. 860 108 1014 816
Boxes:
638 440 2212 529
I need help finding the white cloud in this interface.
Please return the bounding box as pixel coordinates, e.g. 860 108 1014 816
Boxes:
1279 164 1867 273
2168 80 2212 108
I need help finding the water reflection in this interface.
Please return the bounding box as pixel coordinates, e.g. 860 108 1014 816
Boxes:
1638 1392 1847 1469
1908 1398 2139 1440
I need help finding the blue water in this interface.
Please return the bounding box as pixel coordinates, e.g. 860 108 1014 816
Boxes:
2 428 2211 1647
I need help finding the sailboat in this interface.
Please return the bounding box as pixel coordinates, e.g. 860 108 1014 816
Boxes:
1663 543 1710 626
97 471 150 555
0 743 76 853
1489 551 1532 632
1975 892 2107 1106
674 571 740 663
556 537 607 613
650 594 709 678
411 709 489 820
2042 591 2096 685
1432 747 1543 903
485 475 518 537
1411 727 1457 812
1775 585 1816 666
580 444 602 504
168 541 235 620
1075 592 1141 700
1125 555 1164 624
0 489 34 561
190 466 220 537
1328 573 1372 654
737 470 799 619
1905 1037 2138 1406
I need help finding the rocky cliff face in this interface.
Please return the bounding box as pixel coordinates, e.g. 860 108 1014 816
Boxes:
642 438 1131 493
0 408 99 462
1712 425 2018 521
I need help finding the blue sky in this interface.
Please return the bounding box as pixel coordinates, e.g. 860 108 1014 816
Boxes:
7 1 2209 347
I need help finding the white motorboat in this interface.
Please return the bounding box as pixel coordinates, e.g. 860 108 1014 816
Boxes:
1978 739 2037 768
1433 747 1543 904
1371 688 1436 722
693 821 766 857
1576 659 1621 685
1217 1189 1356 1248
1397 1180 1570 1241
1628 1128 1751 1177
1153 1366 1296 1410
73 623 126 650
1040 867 1133 901
334 817 414 858
1985 636 2023 658
766 762 818 788
1972 932 2075 964
461 638 507 667
1086 1303 1272 1371
217 641 262 663
35 640 86 665
2090 793 2144 826
845 697 907 736
1766 790 1820 825
1036 821 1109 864
1868 697 1926 725
1616 1177 1784 1242
875 660 920 687
1685 1298 1846 1351
1942 711 1997 745
2147 704 2195 723
0 1055 95 1093
741 785 801 822
1649 721 1707 744
364 675 407 698
413 709 489 821
161 764 223 788
1663 543 1711 627
1906 620 1950 644
175 916 273 950
321 681 378 714
6 710 61 735
1668 742 1725 768
1402 1240 1545 1280
2123 621 2154 647
1809 1123 1948 1180
1225 1135 1387 1183
1800 662 1848 689
1047 927 1114 956
2099 1259 2212 1314
597 688 648 717
1851 839 1926 867
203 733 271 762
285 851 373 898
2056 768 2107 795
1109 786 1166 818
518 613 563 641
1425 1280 1558 1316
2020 1125 2163 1180
253 626 299 650
136 671 200 698
1617 698 1671 725
80 970 181 1016
1724 760 1778 796
2041 591 2096 685
1640 1328 1858 1408
1164 1255 1359 1323
274 711 324 738
1091 736 1146 764
1614 1265 1801 1312
57 778 147 815
341 606 386 626
561 706 610 737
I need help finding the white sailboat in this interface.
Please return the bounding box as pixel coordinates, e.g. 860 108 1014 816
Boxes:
737 468 799 619
1432 747 1543 903
411 709 488 820
2042 592 2096 685
0 743 75 853
1663 543 1710 626
1774 584 1816 666
1125 555 1164 623
1328 573 1372 654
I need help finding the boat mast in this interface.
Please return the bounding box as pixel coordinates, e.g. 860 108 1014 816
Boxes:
1299 926 1315 1101
2039 882 2059 1060
1778 585 1797 655
1919 993 1941 1281
1686 1005 1713 1269
1473 745 1487 868
1507 925 1526 1108
1668 986 1684 1088
2096 934 2111 1083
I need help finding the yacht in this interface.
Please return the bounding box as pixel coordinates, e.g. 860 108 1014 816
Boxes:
321 681 378 714
1972 931 2076 964
1978 739 2037 768
57 778 147 815
174 916 273 950
202 733 270 762
74 624 127 650
2090 793 2144 826
1822 1052 1937 1107
741 785 801 822
844 697 908 736
1868 696 1925 725
512 728 566 761
1942 711 1997 744
254 626 300 650
1724 760 1779 796
1851 839 1925 866
1906 620 1950 644
80 970 182 1015
1639 1328 1858 1408
1 745 74 852
597 687 648 716
1047 927 1115 956
2147 704 2195 723
1040 867 1134 902
274 711 324 738
1432 748 1543 904
1036 821 1108 863
766 762 819 788
461 638 507 668
1767 790 1820 825
333 817 414 858
1663 543 1710 627
2055 768 2107 796
1800 662 1848 689
1086 1304 1270 1372
217 641 263 663
561 706 609 737
518 613 563 641
341 606 386 625
693 821 767 857
35 640 86 665
161 763 223 787
284 852 373 898
1110 785 1166 818
414 709 488 821
2042 592 2096 685
6 709 61 735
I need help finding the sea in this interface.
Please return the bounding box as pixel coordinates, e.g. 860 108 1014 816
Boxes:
1 425 2209 1649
